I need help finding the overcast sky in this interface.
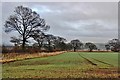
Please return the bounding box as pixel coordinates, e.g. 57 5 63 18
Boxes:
1 2 118 45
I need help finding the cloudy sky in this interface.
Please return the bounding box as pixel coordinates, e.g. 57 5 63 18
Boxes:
1 2 118 45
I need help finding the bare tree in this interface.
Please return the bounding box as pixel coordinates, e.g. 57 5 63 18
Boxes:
70 39 83 52
85 42 97 52
44 34 56 51
30 30 45 51
4 6 50 50
54 36 67 51
105 44 110 51
108 39 120 52
66 43 73 51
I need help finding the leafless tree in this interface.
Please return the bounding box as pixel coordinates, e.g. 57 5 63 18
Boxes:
85 42 97 52
44 34 56 51
54 36 67 51
70 39 83 52
30 30 45 51
108 39 120 52
105 44 110 51
4 6 50 50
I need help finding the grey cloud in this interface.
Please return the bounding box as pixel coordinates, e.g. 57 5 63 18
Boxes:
1 2 118 45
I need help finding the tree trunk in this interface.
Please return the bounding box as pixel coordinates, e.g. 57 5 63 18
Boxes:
74 47 76 52
48 41 51 52
38 42 42 52
22 19 26 52
22 38 26 51
89 48 92 52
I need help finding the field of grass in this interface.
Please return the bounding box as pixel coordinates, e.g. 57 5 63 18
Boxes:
2 52 119 78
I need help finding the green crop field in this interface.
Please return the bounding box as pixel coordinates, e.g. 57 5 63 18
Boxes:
3 52 119 78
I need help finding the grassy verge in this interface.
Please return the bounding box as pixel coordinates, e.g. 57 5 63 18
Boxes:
1 51 65 63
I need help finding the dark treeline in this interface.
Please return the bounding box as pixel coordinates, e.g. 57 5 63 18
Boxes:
2 38 120 53
2 6 120 53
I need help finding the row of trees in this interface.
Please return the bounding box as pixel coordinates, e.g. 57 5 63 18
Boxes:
3 37 120 53
4 5 68 53
9 34 120 52
3 5 120 53
10 36 98 52
10 33 68 52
